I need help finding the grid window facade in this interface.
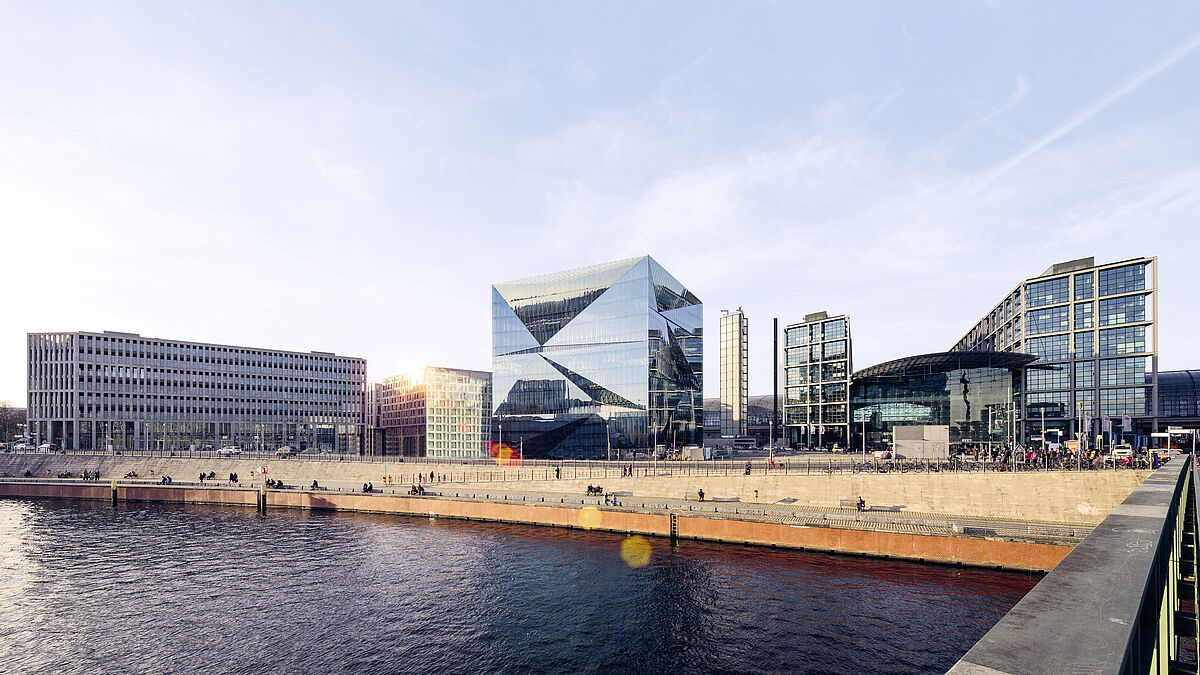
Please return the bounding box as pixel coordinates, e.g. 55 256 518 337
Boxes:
26 331 366 452
1074 302 1093 330
1026 277 1070 308
1100 388 1149 417
1098 295 1147 326
719 310 748 437
1099 326 1147 356
1099 357 1147 387
1027 364 1070 391
1024 334 1070 362
1026 306 1069 335
1075 361 1096 388
1098 263 1147 297
783 314 851 448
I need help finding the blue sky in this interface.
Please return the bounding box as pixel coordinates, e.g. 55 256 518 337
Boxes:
3 1 1199 405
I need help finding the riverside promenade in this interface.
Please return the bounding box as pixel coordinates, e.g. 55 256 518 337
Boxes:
0 452 1156 573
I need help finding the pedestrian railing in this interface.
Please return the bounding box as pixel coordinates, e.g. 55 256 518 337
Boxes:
948 454 1198 675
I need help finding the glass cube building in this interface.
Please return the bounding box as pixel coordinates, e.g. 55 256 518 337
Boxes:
950 256 1158 445
492 255 703 459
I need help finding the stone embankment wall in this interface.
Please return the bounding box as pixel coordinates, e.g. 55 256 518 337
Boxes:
0 454 1149 524
0 481 1071 572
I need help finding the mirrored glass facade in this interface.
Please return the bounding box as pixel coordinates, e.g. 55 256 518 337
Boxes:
850 352 1032 450
783 312 852 448
492 256 702 459
950 256 1158 445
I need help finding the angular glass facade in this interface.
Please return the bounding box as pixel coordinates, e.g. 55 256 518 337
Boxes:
492 256 702 459
850 352 1033 450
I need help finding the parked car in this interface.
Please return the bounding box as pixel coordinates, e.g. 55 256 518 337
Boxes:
216 446 243 457
13 443 32 451
38 443 61 452
275 446 299 459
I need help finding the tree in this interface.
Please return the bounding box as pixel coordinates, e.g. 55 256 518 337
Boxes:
0 401 26 441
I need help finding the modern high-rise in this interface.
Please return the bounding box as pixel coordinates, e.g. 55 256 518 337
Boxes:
719 308 748 437
782 312 852 448
950 256 1158 445
364 382 384 456
379 367 492 458
27 330 366 452
492 255 703 459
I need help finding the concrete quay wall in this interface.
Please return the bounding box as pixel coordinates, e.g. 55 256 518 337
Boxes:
0 481 1070 572
0 454 1150 525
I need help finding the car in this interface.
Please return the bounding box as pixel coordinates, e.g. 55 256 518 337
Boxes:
1111 447 1134 460
37 443 61 453
13 443 31 451
275 446 299 459
216 446 243 457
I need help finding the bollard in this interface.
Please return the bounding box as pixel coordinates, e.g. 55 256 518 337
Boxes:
111 478 118 506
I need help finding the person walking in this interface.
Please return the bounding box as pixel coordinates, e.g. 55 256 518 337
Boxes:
856 496 865 512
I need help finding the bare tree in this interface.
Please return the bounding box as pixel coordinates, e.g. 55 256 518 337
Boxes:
0 401 26 441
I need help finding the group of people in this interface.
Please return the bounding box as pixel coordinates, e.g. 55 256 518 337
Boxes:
265 478 286 488
417 473 447 483
362 482 375 493
409 484 427 495
158 475 174 484
619 466 645 477
197 471 217 484
585 484 604 496
80 470 102 481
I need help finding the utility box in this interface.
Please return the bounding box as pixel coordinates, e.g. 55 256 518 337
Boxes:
893 425 949 459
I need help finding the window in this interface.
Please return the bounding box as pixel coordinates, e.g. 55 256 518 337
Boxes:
823 340 847 360
786 327 808 347
1075 332 1094 359
1074 302 1093 330
1027 364 1070 391
1098 263 1147 297
1099 357 1147 387
1026 392 1070 418
1075 361 1095 388
1099 326 1147 356
1100 387 1148 417
1076 389 1095 415
1024 334 1070 362
1074 273 1094 300
823 319 847 340
821 361 846 382
1026 277 1070 308
1098 295 1147 326
786 347 807 366
1027 306 1069 335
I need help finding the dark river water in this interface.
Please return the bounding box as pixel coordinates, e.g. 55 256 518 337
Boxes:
0 499 1036 674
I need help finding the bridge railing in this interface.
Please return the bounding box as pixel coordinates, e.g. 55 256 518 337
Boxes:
949 455 1198 675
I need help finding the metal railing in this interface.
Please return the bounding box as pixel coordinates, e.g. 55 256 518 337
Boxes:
948 455 1198 674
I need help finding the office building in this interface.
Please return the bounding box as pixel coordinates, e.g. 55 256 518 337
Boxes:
951 257 1158 445
492 255 703 459
380 367 491 458
782 312 852 448
849 352 1032 451
364 382 384 456
719 308 748 437
27 330 366 452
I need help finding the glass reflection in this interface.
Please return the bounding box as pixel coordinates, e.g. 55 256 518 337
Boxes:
492 256 702 459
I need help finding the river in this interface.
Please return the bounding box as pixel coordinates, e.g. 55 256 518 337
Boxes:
0 499 1036 674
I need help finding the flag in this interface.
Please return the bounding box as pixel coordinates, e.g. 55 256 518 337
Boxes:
1084 414 1092 429
1102 415 1112 433
1122 415 1132 430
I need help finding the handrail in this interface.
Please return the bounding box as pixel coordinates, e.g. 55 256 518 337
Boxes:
948 455 1198 674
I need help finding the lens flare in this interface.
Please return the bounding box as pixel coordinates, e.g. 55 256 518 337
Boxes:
620 536 651 568
489 441 523 467
578 506 602 530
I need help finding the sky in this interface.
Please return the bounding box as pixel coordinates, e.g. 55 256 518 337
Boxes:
2 1 1199 407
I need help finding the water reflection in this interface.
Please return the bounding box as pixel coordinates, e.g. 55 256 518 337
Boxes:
0 500 1035 674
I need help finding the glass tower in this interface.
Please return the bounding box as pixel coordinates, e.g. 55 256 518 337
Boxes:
719 308 748 437
782 312 852 449
950 257 1158 446
492 256 703 459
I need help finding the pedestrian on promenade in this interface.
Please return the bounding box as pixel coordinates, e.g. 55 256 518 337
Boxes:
199 473 204 484
856 496 865 512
